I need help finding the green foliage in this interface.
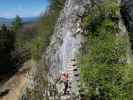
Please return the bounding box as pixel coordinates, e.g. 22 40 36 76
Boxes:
15 24 38 49
31 35 46 60
12 15 23 32
82 0 120 32
80 0 133 99
0 24 15 73
49 0 65 10
14 0 65 61
100 0 120 16
30 0 65 60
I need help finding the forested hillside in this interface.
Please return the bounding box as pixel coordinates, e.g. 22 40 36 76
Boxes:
0 24 15 74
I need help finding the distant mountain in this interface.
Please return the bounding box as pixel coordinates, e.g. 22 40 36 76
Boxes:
0 17 40 26
0 17 12 26
22 17 39 22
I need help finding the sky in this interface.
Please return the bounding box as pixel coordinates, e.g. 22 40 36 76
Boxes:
0 0 49 18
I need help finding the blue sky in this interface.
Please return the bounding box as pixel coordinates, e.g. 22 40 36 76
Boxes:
0 0 49 18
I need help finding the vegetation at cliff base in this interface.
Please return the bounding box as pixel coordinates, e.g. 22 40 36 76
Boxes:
80 0 133 99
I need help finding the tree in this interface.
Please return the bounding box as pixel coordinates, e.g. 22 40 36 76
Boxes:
0 24 15 74
30 0 66 60
1 24 7 31
12 15 23 32
49 0 65 9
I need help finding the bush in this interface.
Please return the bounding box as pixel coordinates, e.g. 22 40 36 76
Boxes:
30 0 65 60
80 0 133 99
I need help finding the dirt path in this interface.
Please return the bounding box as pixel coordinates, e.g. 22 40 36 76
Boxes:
0 62 31 100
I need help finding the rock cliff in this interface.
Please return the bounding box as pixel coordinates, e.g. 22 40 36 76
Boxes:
20 0 133 99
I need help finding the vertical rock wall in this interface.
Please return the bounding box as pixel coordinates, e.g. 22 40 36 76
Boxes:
121 0 133 52
45 0 90 78
45 0 91 96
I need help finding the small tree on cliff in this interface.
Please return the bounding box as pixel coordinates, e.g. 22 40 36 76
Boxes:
12 15 23 32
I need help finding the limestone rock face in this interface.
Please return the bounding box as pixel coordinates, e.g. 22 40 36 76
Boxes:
45 0 90 77
121 0 133 33
20 0 133 99
121 0 133 52
45 0 91 96
45 0 131 96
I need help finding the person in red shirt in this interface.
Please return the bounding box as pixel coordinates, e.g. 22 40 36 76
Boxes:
62 73 69 95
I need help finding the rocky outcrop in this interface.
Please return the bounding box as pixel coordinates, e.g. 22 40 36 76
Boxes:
45 0 90 96
45 0 133 97
121 0 133 51
20 0 133 99
121 0 133 33
45 0 90 78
